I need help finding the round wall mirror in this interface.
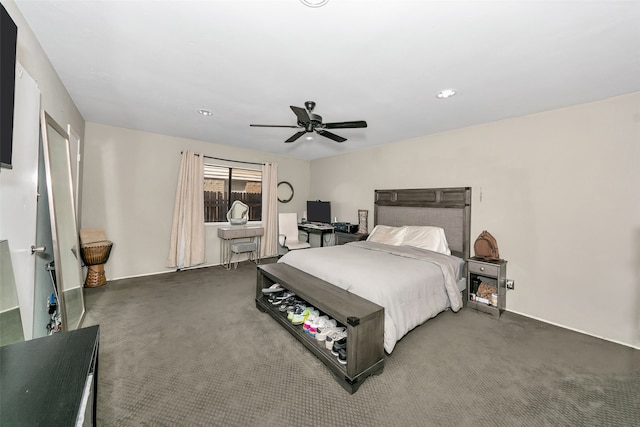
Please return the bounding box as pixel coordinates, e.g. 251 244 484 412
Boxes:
277 181 294 203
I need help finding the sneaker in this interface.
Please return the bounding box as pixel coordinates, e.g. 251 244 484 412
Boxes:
303 313 326 334
276 291 296 300
325 329 347 350
272 295 296 306
310 317 336 338
261 284 284 294
292 308 317 325
287 303 307 320
337 348 347 365
316 324 343 342
331 337 347 356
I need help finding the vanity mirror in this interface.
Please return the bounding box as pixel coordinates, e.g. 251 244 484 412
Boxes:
227 200 249 225
41 111 85 331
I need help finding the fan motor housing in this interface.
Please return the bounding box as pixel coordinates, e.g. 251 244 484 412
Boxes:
309 113 322 124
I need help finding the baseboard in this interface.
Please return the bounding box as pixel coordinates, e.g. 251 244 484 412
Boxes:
506 308 639 351
109 262 222 281
108 256 280 282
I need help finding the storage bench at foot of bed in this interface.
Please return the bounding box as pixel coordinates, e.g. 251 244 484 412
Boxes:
256 263 384 394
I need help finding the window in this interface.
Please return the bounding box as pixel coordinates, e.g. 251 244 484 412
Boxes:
204 164 262 223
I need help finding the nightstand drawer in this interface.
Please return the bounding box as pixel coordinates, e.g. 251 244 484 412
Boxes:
468 262 499 276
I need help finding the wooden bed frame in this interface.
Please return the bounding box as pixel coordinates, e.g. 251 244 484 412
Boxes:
256 187 472 393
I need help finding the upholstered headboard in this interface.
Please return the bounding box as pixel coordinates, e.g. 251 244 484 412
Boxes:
374 187 471 259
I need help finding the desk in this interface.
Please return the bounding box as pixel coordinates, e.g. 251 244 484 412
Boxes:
218 225 264 269
298 224 334 247
0 325 100 426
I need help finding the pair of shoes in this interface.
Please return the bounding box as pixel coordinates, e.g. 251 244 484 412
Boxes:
303 313 326 334
325 329 347 350
331 337 347 356
316 328 347 344
292 307 317 325
332 337 347 365
271 292 296 306
286 302 308 320
261 283 284 294
310 317 337 338
280 298 304 313
337 348 347 365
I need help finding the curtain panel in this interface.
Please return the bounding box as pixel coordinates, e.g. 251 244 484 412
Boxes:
166 151 205 268
261 162 278 258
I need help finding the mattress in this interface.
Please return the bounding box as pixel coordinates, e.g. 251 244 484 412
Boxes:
279 241 464 353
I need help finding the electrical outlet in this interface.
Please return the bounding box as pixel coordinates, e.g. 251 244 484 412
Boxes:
506 279 515 290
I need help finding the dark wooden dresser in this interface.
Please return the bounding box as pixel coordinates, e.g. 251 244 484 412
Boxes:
0 325 100 426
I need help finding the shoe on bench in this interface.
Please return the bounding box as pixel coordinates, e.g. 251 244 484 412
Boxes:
261 284 285 294
337 348 347 365
331 337 347 356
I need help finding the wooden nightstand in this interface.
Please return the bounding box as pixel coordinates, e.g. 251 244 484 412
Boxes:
467 257 507 317
335 232 368 245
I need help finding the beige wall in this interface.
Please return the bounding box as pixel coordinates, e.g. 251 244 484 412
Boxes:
81 123 310 279
310 93 640 349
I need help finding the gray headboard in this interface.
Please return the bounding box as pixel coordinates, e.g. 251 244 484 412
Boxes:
374 187 471 259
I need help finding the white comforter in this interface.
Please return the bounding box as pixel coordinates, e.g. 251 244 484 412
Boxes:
278 241 463 353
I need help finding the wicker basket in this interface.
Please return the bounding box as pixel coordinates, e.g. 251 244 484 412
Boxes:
81 241 113 288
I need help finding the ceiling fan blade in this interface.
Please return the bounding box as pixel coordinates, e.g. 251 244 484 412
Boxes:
323 120 368 129
250 124 301 128
290 106 311 124
285 131 307 143
316 129 346 143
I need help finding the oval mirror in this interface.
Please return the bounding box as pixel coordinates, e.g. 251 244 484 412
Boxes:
227 200 249 225
277 181 294 203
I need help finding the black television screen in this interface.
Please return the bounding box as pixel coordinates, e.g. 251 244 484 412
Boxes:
1 3 17 169
307 200 331 224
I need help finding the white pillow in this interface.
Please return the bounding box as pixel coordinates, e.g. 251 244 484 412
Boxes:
366 225 406 246
400 226 451 255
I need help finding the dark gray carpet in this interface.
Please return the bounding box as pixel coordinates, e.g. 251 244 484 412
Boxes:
83 261 639 426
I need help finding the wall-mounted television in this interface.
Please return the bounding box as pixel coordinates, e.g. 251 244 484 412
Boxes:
1 4 18 169
306 200 331 224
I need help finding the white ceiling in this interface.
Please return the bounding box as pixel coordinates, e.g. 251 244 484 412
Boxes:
15 0 640 160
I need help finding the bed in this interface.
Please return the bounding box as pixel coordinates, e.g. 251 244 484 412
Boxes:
278 187 471 354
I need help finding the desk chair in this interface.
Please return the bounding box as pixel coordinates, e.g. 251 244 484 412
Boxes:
278 213 310 254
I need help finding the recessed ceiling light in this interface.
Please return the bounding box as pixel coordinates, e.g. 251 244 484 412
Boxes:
300 0 329 8
197 109 213 116
436 89 456 99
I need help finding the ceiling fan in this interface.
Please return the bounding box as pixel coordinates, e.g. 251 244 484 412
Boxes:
250 101 367 143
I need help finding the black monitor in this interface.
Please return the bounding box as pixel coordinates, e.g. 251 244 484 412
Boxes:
307 200 331 224
1 4 17 169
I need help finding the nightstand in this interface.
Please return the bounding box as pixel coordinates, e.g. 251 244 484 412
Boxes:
467 257 507 317
335 232 368 245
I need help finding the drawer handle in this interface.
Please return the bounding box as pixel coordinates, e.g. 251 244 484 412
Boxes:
479 267 485 271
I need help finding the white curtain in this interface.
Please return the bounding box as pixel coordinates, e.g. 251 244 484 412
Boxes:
166 151 205 268
260 162 279 258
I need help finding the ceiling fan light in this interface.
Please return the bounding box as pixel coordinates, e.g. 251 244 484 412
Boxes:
300 0 329 8
436 89 456 99
197 109 213 116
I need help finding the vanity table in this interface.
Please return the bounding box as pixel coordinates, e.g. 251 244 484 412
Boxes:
218 225 264 269
218 200 263 269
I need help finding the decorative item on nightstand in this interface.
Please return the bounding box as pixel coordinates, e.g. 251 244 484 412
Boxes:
473 230 500 261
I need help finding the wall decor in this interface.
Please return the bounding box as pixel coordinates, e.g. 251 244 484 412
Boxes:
277 181 294 203
358 209 368 234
